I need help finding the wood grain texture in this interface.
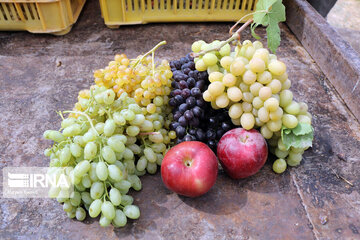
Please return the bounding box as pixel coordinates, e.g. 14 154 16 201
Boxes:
284 0 360 121
0 0 359 239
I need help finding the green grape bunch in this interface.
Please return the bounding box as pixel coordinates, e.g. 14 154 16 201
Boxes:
192 38 313 174
43 43 174 227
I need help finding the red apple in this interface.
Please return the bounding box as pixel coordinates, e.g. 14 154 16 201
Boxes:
217 128 268 179
161 141 218 197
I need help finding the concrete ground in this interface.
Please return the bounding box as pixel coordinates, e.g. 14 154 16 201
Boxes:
0 0 360 239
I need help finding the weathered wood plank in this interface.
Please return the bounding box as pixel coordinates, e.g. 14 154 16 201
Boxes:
284 0 360 121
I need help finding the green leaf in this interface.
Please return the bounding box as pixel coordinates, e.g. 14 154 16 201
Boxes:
253 0 286 53
281 123 314 150
292 123 313 136
251 22 261 39
266 18 281 53
269 0 286 22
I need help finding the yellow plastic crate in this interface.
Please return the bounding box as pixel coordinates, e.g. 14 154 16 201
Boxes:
100 0 258 28
0 0 86 35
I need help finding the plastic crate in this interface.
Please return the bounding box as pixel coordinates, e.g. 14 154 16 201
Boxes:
100 0 258 28
0 0 86 35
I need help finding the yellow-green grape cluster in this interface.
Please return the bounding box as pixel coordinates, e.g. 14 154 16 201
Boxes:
44 47 174 227
192 39 313 173
92 53 172 109
267 100 312 173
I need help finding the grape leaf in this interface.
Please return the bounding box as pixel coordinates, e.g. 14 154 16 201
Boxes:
253 0 277 25
281 123 314 150
251 0 286 53
292 123 313 136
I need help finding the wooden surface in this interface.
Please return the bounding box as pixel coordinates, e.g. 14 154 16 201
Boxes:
285 0 360 122
0 0 360 239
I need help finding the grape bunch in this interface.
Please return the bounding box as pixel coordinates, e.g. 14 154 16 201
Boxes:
168 54 235 151
192 39 313 173
43 44 174 227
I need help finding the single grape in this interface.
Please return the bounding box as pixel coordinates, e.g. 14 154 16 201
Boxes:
92 163 106 184
208 81 225 97
257 71 272 84
107 135 126 153
76 207 86 221
191 40 203 53
99 214 112 227
266 119 282 132
219 43 231 56
203 90 214 102
104 119 116 137
126 126 140 137
258 107 270 122
249 58 265 73
90 181 104 200
264 98 279 112
260 125 273 139
273 159 287 174
239 82 250 92
81 174 91 188
284 101 300 115
215 93 230 108
83 129 97 143
279 90 293 107
220 56 233 70
230 60 245 76
60 147 71 165
74 160 91 178
113 209 127 227
203 53 218 66
249 82 263 96
242 102 252 113
81 192 93 205
101 201 115 220
222 73 237 87
282 79 291 90
227 87 242 102
195 59 207 71
101 146 116 164
275 148 289 159
252 97 264 109
240 113 255 130
243 70 257 85
268 60 286 75
282 114 299 129
269 107 283 121
109 188 122 206
259 87 272 101
287 152 302 166
144 148 157 163
253 48 269 63
62 124 81 137
121 195 134 206
123 205 140 219
267 79 282 94
63 201 73 212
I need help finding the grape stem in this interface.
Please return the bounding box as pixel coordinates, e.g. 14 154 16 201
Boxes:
138 132 161 136
63 111 99 136
192 10 267 58
191 33 239 58
228 10 269 36
230 18 254 42
133 41 167 68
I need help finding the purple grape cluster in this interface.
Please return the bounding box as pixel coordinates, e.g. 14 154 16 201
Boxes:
169 54 235 152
